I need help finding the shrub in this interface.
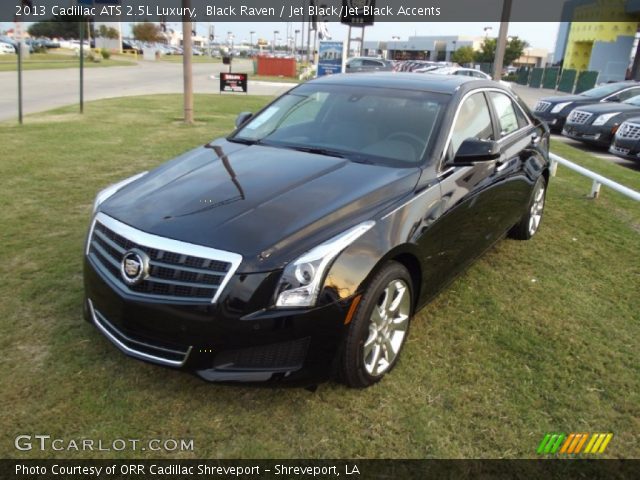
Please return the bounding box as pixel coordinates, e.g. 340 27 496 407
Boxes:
100 48 111 60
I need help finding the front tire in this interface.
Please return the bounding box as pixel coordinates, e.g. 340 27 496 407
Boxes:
509 175 547 240
339 261 413 388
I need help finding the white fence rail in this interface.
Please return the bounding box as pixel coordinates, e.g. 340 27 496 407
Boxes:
549 153 640 201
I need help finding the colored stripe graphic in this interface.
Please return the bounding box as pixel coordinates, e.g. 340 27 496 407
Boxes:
540 433 613 455
584 434 598 453
537 434 552 454
574 433 588 453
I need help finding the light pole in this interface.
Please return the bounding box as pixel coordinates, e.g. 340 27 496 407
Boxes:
273 30 279 53
295 29 300 57
483 26 493 38
249 31 255 54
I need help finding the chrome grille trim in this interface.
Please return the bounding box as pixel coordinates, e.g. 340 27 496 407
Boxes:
616 122 640 140
88 299 192 367
534 101 552 112
610 145 630 155
567 110 593 125
87 212 242 304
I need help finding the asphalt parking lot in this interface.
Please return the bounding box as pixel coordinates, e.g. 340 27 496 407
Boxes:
510 84 640 172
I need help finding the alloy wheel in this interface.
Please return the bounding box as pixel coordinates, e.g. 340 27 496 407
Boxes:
363 279 411 377
528 183 546 236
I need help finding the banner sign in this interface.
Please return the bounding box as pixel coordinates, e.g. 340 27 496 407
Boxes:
220 73 248 93
317 41 344 77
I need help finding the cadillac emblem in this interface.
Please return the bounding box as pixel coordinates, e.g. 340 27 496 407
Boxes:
120 249 149 285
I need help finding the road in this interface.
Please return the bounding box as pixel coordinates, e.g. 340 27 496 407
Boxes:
0 59 292 122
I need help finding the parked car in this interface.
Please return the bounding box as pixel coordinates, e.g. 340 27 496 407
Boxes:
122 41 143 54
84 73 550 387
0 42 15 55
609 118 640 160
345 57 394 73
428 66 493 80
533 81 640 132
427 66 512 88
562 94 640 147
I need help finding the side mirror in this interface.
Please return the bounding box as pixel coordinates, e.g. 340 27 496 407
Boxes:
451 138 501 166
235 112 253 129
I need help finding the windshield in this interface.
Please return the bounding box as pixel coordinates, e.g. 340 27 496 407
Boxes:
231 84 449 166
580 83 628 98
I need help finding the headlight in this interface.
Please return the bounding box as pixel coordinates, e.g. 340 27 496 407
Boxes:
92 171 148 214
275 221 375 308
551 102 572 113
592 112 621 126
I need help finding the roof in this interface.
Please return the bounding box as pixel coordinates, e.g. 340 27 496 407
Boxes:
308 72 502 94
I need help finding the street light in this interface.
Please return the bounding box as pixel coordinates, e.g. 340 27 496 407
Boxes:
295 29 300 57
483 26 493 37
249 31 255 53
273 30 279 53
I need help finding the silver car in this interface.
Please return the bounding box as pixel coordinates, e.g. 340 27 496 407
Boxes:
345 57 394 73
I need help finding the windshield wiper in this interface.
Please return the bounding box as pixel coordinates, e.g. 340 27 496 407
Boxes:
283 145 346 158
227 137 259 145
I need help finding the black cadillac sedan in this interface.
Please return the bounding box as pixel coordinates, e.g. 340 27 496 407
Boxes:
562 95 640 147
533 81 640 132
84 73 550 388
609 118 640 160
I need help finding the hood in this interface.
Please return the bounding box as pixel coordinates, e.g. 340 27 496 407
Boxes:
570 102 640 115
541 94 585 104
101 139 420 272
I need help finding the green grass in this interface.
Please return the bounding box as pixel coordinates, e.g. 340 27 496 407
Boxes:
0 96 638 459
0 52 136 71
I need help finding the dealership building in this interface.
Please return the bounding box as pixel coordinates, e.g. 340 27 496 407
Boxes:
554 0 640 82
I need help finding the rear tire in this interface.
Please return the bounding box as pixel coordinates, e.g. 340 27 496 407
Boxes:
509 175 547 240
339 261 413 388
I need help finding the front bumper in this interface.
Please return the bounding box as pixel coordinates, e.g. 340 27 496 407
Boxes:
562 124 614 147
84 258 353 385
535 111 566 132
609 136 640 161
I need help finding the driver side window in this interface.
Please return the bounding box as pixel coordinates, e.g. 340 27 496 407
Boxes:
450 92 494 156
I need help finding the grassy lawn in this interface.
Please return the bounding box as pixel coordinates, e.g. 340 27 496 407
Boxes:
0 52 135 71
0 95 638 459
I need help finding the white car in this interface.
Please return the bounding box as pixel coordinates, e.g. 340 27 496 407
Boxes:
0 42 15 55
426 66 512 88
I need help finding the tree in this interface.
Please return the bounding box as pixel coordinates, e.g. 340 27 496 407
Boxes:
475 36 528 66
97 25 119 40
131 22 163 43
451 46 475 65
28 17 93 39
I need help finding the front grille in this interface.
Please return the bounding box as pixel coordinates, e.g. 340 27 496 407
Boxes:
212 338 310 372
87 212 242 303
616 122 640 140
89 300 192 367
534 101 552 112
567 110 593 125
